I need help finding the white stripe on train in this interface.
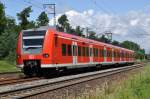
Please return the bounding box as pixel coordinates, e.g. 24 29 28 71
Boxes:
17 61 134 68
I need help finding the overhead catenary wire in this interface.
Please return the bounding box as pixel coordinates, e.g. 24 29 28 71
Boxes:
90 0 150 39
100 0 117 14
91 0 111 14
23 0 44 10
22 0 150 39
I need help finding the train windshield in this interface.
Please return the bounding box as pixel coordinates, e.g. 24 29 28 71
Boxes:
22 30 46 54
23 39 44 46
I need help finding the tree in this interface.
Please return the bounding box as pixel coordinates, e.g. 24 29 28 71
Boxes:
121 41 140 51
120 40 145 60
28 21 36 28
36 11 49 27
112 40 121 46
88 31 96 40
0 17 19 61
57 15 85 35
0 2 21 61
74 26 83 36
57 14 70 32
98 35 111 43
17 6 32 29
0 2 6 35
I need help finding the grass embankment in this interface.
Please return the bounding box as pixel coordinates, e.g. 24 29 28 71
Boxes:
0 60 19 73
79 63 150 99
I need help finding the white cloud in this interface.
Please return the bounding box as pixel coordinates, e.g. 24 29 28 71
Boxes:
130 19 139 26
49 9 150 53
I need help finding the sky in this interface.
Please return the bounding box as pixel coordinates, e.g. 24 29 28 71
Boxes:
1 0 150 53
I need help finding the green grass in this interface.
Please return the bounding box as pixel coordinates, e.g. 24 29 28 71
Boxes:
114 63 150 99
0 60 19 73
78 63 150 99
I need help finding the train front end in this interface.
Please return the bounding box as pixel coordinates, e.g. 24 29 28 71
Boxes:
16 28 53 76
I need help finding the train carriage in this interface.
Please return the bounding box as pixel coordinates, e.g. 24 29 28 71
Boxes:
16 27 135 76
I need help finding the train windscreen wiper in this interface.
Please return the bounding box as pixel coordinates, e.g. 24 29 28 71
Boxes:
25 46 41 50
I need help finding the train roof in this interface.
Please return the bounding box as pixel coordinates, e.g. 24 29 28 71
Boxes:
22 26 134 53
51 29 134 53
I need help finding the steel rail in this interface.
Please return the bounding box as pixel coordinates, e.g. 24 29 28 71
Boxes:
0 77 42 86
0 64 143 98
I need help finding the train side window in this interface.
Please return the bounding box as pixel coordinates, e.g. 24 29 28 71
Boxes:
62 44 66 56
96 48 98 57
117 52 119 58
118 52 120 58
121 52 123 58
86 47 89 57
110 50 112 57
120 52 122 58
81 47 83 56
93 48 95 57
107 51 108 57
116 52 118 58
93 48 96 57
117 52 118 58
82 47 85 56
109 51 111 57
95 48 97 57
116 52 117 58
130 54 131 58
99 49 101 57
68 45 72 56
124 53 125 58
78 46 81 56
95 48 96 57
99 49 102 57
107 50 109 57
102 49 104 57
114 51 116 58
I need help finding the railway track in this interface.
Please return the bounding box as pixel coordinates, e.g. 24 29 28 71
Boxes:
0 77 42 86
0 71 43 87
0 64 143 99
0 71 24 83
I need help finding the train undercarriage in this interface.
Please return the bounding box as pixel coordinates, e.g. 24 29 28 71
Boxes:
22 60 134 77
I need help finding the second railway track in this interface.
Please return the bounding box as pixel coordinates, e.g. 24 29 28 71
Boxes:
0 77 42 86
0 64 143 99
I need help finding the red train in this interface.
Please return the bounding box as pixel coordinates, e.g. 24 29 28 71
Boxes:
16 27 134 76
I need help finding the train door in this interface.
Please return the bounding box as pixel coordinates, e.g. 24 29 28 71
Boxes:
104 47 107 62
120 50 122 61
89 45 93 63
72 42 78 64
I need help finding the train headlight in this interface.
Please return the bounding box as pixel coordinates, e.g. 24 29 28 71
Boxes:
43 53 49 58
